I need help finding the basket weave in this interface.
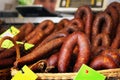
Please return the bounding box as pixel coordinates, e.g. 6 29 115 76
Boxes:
11 68 120 80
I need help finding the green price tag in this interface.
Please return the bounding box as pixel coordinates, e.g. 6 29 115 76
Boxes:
24 43 34 50
0 26 20 49
1 40 34 50
0 26 34 50
0 26 19 38
74 64 106 80
1 39 15 49
11 65 38 80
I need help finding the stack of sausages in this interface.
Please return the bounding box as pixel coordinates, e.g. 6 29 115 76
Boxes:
0 1 120 74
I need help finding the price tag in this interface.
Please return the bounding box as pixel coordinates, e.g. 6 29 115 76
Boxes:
24 43 34 50
0 26 19 38
11 65 38 80
0 26 34 50
1 40 15 49
74 64 106 80
0 26 20 49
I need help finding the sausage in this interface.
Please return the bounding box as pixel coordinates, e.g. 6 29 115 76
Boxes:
92 12 113 43
92 46 107 58
105 6 119 29
69 18 84 32
92 33 110 53
111 24 120 49
45 52 58 72
58 32 91 72
30 60 47 72
0 56 15 69
0 36 20 60
40 25 81 46
36 20 54 35
107 2 120 22
101 49 120 66
47 52 58 67
75 5 93 39
90 55 118 70
14 23 34 41
54 19 70 32
26 30 44 44
0 46 17 59
105 6 119 40
25 20 54 44
0 68 10 77
0 48 6 52
14 37 65 68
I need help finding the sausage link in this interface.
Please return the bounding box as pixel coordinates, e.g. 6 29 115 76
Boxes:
35 20 54 35
47 52 58 67
107 2 120 22
101 49 120 66
92 12 113 43
105 6 119 40
92 33 110 52
25 20 54 44
75 5 93 39
40 25 81 46
111 24 120 49
69 18 84 32
90 55 118 70
58 32 91 72
14 23 34 41
0 56 15 69
14 37 65 68
54 19 70 32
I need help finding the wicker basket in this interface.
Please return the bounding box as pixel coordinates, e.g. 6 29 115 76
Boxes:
11 68 120 80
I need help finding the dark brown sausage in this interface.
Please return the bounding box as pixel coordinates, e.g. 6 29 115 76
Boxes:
107 2 120 22
54 19 70 32
105 6 119 40
0 56 15 69
111 24 120 49
58 32 91 72
14 23 34 41
36 20 55 35
25 20 54 45
92 12 113 43
40 25 81 46
90 55 118 70
47 52 58 67
69 18 84 32
30 60 47 72
14 37 65 68
101 49 120 66
92 33 110 53
75 5 93 39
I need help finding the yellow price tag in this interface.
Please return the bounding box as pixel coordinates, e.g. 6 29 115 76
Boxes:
12 65 38 80
24 43 34 50
10 26 20 36
0 26 19 38
1 40 14 49
0 26 20 49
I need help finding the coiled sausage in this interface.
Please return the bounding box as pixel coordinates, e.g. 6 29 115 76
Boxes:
75 5 93 39
58 32 91 72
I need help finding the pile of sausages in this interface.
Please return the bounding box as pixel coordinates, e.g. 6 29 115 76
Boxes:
0 2 120 74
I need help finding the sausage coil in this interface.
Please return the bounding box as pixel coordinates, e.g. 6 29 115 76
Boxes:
75 5 93 39
58 32 91 72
